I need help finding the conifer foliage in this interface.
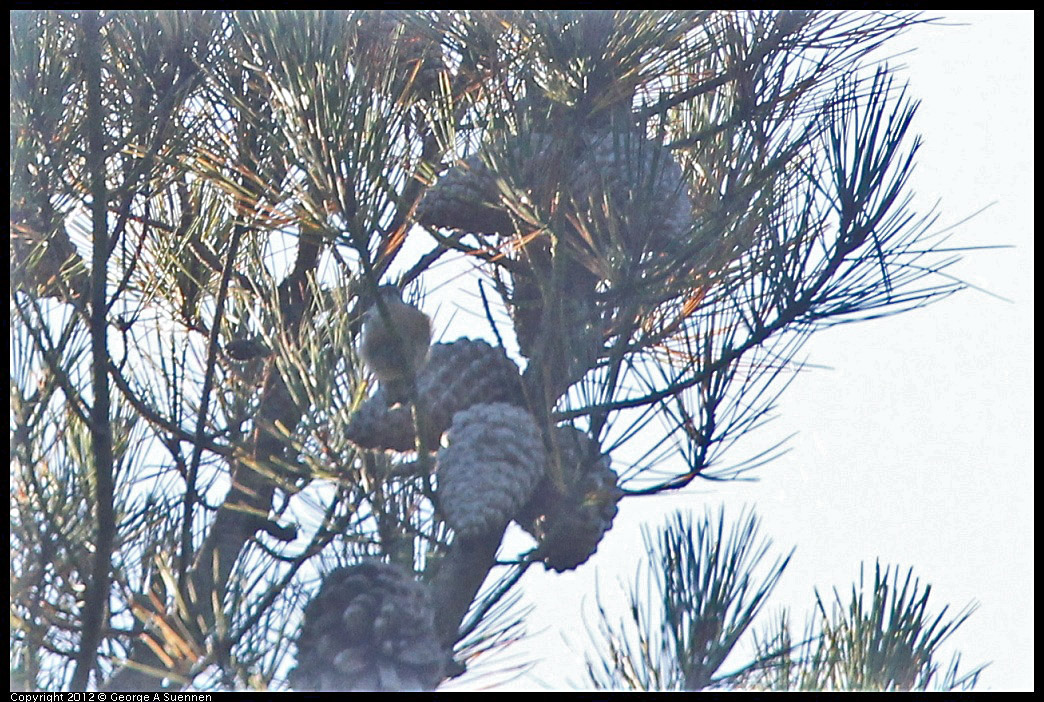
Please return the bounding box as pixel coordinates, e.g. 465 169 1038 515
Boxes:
11 10 976 691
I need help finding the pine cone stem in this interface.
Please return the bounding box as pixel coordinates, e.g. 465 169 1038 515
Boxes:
430 528 508 651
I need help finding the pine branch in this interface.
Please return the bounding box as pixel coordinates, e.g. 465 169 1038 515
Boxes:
72 11 116 692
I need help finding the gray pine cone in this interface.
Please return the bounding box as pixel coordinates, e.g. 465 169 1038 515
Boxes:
289 560 445 692
518 426 623 572
437 403 547 538
346 338 525 452
416 116 694 398
416 339 526 440
509 261 605 395
415 123 693 256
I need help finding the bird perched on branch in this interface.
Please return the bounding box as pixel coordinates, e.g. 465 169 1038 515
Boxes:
360 285 432 407
224 336 272 361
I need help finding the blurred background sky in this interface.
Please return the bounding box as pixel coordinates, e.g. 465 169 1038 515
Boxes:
431 11 1033 691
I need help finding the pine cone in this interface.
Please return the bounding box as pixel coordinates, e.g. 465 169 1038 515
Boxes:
509 261 604 395
415 131 562 237
573 129 694 255
414 157 517 236
290 560 445 692
418 339 526 436
415 121 693 256
437 403 547 537
344 387 417 452
518 426 623 572
346 339 525 452
417 117 693 396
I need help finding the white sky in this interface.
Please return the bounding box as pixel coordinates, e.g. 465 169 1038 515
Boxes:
437 11 1033 692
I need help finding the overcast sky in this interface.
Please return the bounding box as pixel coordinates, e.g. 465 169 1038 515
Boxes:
436 11 1033 692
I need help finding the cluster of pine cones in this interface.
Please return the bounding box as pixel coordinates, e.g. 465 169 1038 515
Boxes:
295 32 704 687
345 337 622 565
415 101 697 398
294 338 625 690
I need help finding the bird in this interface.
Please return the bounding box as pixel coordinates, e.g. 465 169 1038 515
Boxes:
360 285 432 407
224 336 272 361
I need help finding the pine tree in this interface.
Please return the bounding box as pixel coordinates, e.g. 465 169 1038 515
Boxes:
584 509 984 692
11 10 974 691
